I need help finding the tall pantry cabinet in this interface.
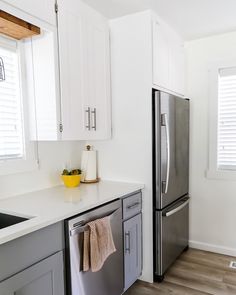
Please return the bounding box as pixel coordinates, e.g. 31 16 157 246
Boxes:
91 10 186 282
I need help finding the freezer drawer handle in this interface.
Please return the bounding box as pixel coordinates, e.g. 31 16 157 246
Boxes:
164 199 189 217
70 208 119 236
161 113 170 195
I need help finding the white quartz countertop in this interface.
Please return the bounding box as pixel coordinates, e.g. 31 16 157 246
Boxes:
0 180 144 246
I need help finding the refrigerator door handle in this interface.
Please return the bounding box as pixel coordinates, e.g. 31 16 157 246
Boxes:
162 113 170 194
163 198 190 217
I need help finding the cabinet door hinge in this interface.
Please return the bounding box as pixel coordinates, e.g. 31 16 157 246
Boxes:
55 2 58 13
59 123 63 133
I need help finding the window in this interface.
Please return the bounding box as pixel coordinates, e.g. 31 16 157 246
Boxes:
0 39 24 160
208 61 236 179
217 67 236 170
0 36 37 175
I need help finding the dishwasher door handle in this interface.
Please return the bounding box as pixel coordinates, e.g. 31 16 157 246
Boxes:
70 208 120 236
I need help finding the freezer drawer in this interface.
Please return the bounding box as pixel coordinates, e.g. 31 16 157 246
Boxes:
155 196 189 277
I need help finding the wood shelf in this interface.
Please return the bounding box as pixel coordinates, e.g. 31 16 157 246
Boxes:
0 11 40 40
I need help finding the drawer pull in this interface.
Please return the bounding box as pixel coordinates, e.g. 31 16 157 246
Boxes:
127 202 140 210
125 231 131 253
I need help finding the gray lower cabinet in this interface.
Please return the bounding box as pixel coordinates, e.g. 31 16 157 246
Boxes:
0 222 64 282
124 213 142 291
123 191 142 292
0 251 65 295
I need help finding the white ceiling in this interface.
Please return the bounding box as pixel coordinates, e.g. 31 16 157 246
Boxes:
82 0 236 40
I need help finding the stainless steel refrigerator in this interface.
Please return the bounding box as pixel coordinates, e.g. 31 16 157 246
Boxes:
153 89 190 282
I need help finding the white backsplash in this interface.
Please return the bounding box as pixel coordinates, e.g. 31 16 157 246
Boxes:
0 141 84 199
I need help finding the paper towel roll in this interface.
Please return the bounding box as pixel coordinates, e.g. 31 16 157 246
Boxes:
81 150 97 182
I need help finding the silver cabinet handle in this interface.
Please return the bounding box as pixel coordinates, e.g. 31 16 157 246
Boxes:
127 202 140 210
85 107 91 130
125 231 131 253
91 108 97 131
161 113 170 194
0 57 5 81
164 198 189 217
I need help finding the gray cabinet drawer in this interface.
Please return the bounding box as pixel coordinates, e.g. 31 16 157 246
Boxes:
122 191 142 220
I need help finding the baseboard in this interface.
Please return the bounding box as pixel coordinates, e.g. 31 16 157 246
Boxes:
189 240 236 257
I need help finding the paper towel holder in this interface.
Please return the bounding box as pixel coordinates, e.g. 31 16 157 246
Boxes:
80 145 99 184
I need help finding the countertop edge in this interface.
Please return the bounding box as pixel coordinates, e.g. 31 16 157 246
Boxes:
0 181 144 246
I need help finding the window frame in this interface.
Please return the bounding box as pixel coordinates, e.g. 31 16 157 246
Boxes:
207 60 236 180
0 36 38 176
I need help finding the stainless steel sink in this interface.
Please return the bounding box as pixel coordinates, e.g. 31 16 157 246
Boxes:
0 212 28 229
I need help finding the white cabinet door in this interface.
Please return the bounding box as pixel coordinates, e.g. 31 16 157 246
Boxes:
170 41 185 96
124 213 142 291
57 0 87 140
57 0 111 140
153 20 170 90
0 251 65 295
152 18 185 96
2 0 56 25
25 29 61 141
86 14 111 140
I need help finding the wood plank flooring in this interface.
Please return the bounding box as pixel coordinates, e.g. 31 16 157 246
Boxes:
124 248 236 295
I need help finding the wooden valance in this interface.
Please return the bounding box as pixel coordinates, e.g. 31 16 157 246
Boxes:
0 10 40 40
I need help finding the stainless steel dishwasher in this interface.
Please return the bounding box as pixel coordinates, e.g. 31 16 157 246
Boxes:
65 199 123 295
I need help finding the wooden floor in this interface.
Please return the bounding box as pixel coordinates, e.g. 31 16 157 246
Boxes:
124 248 236 295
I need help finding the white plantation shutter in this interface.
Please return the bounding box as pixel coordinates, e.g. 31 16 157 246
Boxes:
0 40 24 160
218 67 236 169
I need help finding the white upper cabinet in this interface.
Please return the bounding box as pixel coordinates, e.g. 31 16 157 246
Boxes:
152 16 185 96
1 0 111 141
1 0 56 25
169 39 185 96
57 0 86 141
153 21 170 90
57 0 111 140
86 16 111 140
24 29 61 141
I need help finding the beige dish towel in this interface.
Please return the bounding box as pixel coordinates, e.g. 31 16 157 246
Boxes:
83 215 116 272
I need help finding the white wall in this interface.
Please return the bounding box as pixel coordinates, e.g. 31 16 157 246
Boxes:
186 31 236 256
0 141 84 199
90 11 154 282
